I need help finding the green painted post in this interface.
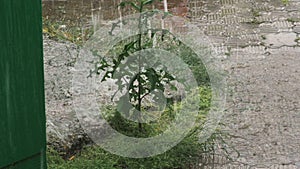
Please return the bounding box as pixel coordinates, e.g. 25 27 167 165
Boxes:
0 0 47 169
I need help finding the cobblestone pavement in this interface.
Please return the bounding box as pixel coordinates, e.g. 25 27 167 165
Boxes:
187 0 300 168
208 47 300 169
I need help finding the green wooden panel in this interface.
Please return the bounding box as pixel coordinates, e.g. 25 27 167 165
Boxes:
3 153 45 169
0 0 46 168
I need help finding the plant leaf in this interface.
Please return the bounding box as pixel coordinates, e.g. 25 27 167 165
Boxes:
118 1 140 11
142 0 154 6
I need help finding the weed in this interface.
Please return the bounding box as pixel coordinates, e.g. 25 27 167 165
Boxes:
225 46 231 57
261 35 266 40
43 17 93 45
287 18 300 23
246 18 264 25
282 0 289 5
251 9 261 18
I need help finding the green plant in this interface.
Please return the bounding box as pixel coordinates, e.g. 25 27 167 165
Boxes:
287 18 300 23
241 8 265 25
90 0 202 132
224 46 231 57
251 9 261 17
282 0 289 5
245 18 264 25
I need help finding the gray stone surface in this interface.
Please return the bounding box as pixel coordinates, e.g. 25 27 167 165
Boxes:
263 32 297 47
187 0 300 168
44 37 92 156
215 47 300 168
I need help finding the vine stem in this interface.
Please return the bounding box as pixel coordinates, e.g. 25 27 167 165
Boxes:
137 1 144 131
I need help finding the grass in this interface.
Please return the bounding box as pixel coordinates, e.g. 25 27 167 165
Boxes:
251 9 261 18
244 18 264 25
43 17 93 45
47 134 218 169
47 86 224 169
47 144 215 169
287 18 300 23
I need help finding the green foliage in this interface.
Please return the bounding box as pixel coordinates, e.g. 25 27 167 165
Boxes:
287 17 300 23
92 6 211 129
92 0 187 131
47 147 66 165
99 86 211 136
251 9 261 17
47 135 212 169
164 43 210 86
281 0 289 5
47 130 219 169
47 86 218 169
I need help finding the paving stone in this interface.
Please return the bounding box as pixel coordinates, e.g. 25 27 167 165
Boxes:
263 32 297 47
293 25 300 33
